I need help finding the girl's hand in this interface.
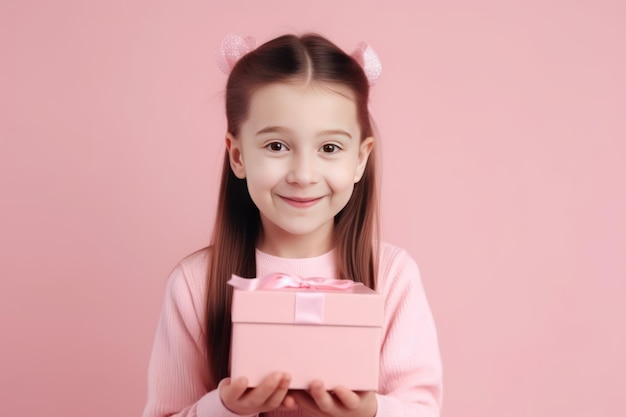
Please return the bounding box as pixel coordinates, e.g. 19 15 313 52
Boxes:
291 380 377 417
219 372 297 415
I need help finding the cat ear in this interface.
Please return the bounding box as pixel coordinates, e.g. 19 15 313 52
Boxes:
215 33 257 74
351 42 382 85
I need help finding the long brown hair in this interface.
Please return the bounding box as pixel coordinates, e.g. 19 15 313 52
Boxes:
206 33 380 386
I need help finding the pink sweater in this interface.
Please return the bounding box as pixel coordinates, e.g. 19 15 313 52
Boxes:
143 242 442 417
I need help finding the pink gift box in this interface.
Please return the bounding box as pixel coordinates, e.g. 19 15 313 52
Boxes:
230 281 383 390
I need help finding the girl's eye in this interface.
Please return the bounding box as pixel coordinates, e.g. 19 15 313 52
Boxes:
321 144 340 153
267 142 286 152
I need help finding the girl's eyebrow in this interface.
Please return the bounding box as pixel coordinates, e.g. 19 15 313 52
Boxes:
256 126 290 136
318 129 352 139
256 126 352 139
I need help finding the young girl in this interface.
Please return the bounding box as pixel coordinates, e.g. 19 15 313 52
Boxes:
144 33 442 417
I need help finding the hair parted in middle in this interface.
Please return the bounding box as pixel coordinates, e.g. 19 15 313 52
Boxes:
205 33 380 385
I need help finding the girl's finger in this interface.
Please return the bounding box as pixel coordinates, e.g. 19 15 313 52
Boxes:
280 393 297 409
219 377 248 404
263 374 292 408
240 372 284 406
308 380 335 413
291 391 327 417
331 386 361 410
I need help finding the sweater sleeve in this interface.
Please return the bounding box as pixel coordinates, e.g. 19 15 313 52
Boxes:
374 248 443 417
143 265 258 417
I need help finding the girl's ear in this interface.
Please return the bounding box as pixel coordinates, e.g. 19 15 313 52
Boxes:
225 133 246 179
354 136 375 183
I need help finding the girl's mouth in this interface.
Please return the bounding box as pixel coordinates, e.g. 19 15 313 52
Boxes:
280 196 323 208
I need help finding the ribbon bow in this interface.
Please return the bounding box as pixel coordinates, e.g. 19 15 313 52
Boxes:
228 273 356 291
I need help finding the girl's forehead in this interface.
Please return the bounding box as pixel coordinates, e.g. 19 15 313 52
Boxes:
245 82 359 130
249 81 356 105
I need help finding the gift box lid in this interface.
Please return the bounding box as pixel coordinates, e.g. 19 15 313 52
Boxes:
231 285 383 327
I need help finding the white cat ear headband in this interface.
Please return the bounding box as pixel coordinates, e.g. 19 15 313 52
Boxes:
214 33 382 85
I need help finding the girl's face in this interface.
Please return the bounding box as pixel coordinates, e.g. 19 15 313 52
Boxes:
226 82 374 257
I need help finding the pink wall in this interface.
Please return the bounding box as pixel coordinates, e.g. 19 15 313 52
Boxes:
2 0 624 415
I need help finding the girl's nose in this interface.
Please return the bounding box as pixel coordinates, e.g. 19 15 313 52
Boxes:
286 153 319 185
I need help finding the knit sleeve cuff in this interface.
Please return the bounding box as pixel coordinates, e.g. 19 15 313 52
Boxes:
374 393 401 417
196 389 258 417
374 393 440 417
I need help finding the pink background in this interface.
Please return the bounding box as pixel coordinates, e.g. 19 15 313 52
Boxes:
2 0 625 416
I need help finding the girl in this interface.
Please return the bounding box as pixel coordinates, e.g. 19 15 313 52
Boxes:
144 33 442 417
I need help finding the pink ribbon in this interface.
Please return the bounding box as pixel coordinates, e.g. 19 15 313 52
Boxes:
229 273 357 324
228 273 356 291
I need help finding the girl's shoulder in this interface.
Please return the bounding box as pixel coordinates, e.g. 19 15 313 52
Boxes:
178 245 212 270
163 246 212 319
377 241 419 269
375 241 423 292
173 245 212 287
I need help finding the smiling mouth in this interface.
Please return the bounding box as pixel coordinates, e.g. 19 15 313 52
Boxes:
280 196 323 208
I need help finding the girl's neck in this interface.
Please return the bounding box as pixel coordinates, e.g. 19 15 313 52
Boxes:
257 224 334 259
